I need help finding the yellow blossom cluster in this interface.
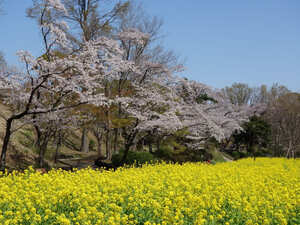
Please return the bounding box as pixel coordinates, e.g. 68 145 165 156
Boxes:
0 158 299 225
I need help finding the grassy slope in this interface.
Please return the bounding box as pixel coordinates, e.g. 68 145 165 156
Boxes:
0 103 99 170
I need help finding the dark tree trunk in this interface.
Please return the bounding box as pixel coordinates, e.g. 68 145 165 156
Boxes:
80 128 89 153
38 141 48 168
285 140 292 159
92 125 105 158
149 143 153 153
113 128 118 153
136 138 143 151
121 142 131 165
0 118 13 171
54 132 62 163
120 131 138 166
37 129 54 168
249 144 256 160
156 139 160 152
97 138 102 157
105 129 111 160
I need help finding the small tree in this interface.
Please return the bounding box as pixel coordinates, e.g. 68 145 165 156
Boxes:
232 115 271 158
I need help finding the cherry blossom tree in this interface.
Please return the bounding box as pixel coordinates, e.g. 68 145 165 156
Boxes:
174 79 266 151
114 83 183 164
27 0 131 153
94 25 184 163
89 23 183 161
0 0 132 170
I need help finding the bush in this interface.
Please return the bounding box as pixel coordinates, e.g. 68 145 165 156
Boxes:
112 150 158 166
231 151 241 159
154 147 209 163
231 151 250 160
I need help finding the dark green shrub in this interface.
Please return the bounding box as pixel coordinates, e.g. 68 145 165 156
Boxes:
231 151 249 159
231 151 241 159
154 147 173 159
112 150 158 166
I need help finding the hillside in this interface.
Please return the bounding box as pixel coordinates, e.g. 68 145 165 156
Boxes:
0 103 100 170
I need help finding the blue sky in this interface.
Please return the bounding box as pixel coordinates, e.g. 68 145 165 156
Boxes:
0 0 299 91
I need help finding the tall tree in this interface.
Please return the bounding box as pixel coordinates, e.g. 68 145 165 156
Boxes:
62 0 129 41
265 92 300 158
106 3 183 159
27 0 130 47
27 0 130 153
222 83 253 106
0 0 133 170
232 115 271 158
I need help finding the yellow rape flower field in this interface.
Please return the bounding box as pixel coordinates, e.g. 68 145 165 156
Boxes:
0 158 299 225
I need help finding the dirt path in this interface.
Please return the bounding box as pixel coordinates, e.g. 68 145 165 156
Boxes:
221 153 233 162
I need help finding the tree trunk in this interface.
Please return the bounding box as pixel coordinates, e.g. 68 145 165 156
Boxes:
149 143 153 153
113 128 118 153
156 139 160 152
121 142 131 166
37 130 53 168
0 118 13 171
137 138 143 151
105 129 111 160
54 133 62 163
120 131 137 166
80 128 89 153
38 141 48 168
95 133 104 158
97 137 103 157
286 140 292 158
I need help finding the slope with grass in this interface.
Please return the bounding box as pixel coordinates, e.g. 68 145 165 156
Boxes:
0 103 100 170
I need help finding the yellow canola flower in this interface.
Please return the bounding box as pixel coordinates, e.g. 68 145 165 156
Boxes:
0 158 298 224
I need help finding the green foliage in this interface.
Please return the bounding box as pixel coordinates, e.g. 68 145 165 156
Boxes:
155 129 189 159
196 93 217 104
112 150 158 166
155 147 210 163
152 129 221 163
231 151 249 160
209 149 226 162
233 116 271 157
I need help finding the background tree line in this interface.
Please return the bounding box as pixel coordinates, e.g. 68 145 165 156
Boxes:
222 82 300 159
